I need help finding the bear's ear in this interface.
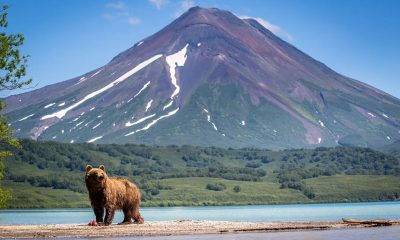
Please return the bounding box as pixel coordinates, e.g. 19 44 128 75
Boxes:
86 165 93 173
99 165 106 172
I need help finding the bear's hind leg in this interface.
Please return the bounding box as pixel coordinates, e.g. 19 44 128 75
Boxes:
132 206 144 224
118 208 133 225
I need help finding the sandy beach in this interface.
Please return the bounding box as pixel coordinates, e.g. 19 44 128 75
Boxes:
1 220 399 238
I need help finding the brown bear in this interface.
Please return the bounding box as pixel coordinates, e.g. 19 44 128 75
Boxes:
85 165 144 225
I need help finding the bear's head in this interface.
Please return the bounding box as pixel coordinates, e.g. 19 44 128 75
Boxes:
85 165 108 189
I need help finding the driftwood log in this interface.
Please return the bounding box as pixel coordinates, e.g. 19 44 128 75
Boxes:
342 218 393 226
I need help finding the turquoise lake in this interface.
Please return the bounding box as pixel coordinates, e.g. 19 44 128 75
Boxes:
0 201 399 225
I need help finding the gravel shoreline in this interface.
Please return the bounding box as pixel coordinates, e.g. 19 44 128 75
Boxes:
1 220 399 238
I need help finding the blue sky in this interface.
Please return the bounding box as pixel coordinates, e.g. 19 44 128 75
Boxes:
2 0 399 98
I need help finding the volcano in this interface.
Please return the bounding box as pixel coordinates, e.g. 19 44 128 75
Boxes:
3 7 400 149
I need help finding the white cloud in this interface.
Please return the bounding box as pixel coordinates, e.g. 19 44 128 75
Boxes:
104 1 141 26
149 0 169 10
106 1 127 10
128 16 141 25
103 11 128 20
174 0 195 18
239 15 294 43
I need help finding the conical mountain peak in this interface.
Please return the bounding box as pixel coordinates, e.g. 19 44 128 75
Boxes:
4 7 400 149
176 7 242 24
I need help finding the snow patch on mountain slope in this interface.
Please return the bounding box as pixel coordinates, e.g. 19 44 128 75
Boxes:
166 44 189 100
18 114 34 121
44 103 55 109
58 102 66 107
90 69 103 78
318 120 325 127
92 121 103 129
84 120 94 127
41 54 163 120
163 100 174 110
87 136 103 143
75 69 102 85
134 81 151 98
203 109 218 131
211 122 218 131
125 114 156 127
208 116 218 131
241 121 245 126
75 121 85 127
125 108 179 136
145 99 153 112
76 77 86 85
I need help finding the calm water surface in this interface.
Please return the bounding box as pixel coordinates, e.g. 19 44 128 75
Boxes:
1 201 400 225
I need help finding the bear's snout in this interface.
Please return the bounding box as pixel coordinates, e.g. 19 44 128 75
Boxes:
86 171 106 184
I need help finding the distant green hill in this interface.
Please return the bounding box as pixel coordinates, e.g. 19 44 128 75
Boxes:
1 139 400 208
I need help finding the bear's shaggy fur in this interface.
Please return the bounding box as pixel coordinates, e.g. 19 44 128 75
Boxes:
85 165 144 225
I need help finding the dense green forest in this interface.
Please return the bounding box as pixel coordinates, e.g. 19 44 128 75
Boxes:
1 139 400 208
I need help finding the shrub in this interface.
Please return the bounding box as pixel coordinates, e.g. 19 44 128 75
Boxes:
150 189 160 196
206 183 226 191
245 162 262 168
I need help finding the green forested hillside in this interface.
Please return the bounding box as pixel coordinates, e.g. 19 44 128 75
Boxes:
1 139 400 208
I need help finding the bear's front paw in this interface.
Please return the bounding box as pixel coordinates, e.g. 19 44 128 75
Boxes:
135 218 144 224
88 220 98 226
